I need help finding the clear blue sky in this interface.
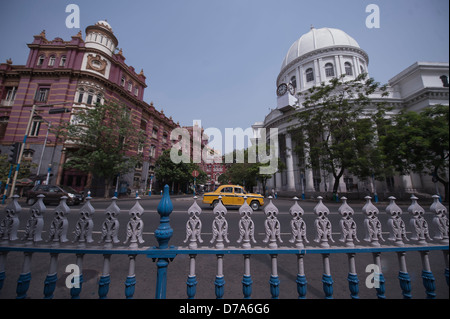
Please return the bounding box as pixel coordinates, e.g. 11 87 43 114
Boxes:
1 0 448 152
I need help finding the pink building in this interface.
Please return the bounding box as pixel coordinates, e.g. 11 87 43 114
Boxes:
0 21 178 196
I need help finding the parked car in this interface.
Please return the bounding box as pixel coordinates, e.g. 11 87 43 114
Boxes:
26 185 84 206
202 184 264 211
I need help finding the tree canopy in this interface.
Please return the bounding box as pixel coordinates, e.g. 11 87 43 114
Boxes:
380 104 449 201
56 101 144 197
292 73 390 195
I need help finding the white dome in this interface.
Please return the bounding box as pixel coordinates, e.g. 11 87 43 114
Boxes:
281 27 361 70
95 20 113 32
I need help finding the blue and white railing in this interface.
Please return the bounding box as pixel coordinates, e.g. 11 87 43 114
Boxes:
0 185 448 299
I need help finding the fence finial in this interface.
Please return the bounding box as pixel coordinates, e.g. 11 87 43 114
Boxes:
338 196 359 247
263 196 283 248
124 196 145 248
289 197 308 248
184 196 203 249
99 196 120 247
385 196 408 246
23 194 46 243
237 196 256 249
408 195 431 245
155 185 173 249
0 195 21 242
430 195 449 244
47 196 70 244
73 194 94 246
314 196 334 248
210 196 230 249
362 196 384 247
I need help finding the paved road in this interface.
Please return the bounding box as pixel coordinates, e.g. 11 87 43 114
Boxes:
0 195 448 299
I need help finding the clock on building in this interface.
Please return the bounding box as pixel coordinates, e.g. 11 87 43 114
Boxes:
276 83 287 96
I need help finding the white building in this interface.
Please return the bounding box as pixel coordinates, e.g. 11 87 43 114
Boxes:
253 26 449 199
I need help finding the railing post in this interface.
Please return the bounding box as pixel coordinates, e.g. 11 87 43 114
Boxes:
185 196 202 299
43 253 59 299
313 196 334 298
71 194 94 299
338 197 360 299
420 251 436 299
269 254 280 299
97 196 120 299
242 254 252 299
125 254 137 299
238 198 255 299
154 185 174 299
99 254 111 299
397 251 412 299
372 252 386 299
296 254 307 299
16 252 32 299
43 196 70 299
187 254 197 299
70 254 84 299
215 254 225 299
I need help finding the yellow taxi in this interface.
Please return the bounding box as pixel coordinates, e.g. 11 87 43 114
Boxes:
202 185 264 211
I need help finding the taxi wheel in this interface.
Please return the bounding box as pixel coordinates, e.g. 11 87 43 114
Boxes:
212 200 219 209
250 201 260 211
27 198 36 206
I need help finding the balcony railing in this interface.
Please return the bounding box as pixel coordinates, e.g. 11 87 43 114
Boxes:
0 185 448 299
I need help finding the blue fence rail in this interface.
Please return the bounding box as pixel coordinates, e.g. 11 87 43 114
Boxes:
0 185 448 299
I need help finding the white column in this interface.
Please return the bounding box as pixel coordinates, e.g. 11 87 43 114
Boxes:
352 56 359 76
402 175 416 193
285 134 296 191
296 66 301 91
334 56 342 76
314 59 321 84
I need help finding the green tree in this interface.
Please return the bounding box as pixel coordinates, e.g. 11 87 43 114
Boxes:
57 101 144 197
380 105 449 201
154 149 206 193
293 73 389 196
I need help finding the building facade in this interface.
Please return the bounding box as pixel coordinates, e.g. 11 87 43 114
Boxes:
0 21 178 197
253 27 449 200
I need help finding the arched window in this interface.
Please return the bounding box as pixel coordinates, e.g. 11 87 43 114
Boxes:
306 68 314 82
86 89 94 105
325 63 334 77
37 55 45 66
96 93 103 105
60 55 67 67
77 88 85 103
29 116 42 137
345 62 353 76
290 76 297 88
48 56 56 67
360 65 365 74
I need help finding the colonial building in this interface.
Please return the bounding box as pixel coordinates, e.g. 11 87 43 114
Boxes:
0 21 178 197
253 26 449 199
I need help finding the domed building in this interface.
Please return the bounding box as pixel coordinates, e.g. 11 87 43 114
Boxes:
253 26 449 199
